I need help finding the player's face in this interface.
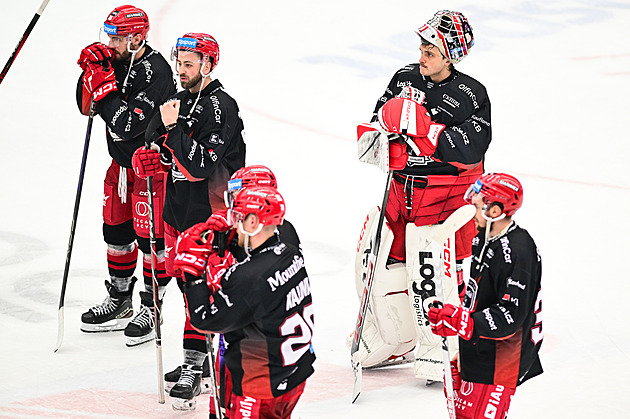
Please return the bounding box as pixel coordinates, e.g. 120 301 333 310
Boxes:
471 194 488 231
176 51 204 91
418 44 451 82
107 34 143 61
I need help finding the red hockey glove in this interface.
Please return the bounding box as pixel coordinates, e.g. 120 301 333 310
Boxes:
82 62 117 102
442 359 462 398
174 224 214 277
389 138 409 170
428 303 474 340
205 210 232 232
205 251 236 294
378 97 445 155
77 42 114 71
132 146 165 179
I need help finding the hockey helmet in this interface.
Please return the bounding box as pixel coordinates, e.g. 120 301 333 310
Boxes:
103 5 150 40
464 173 523 216
225 165 278 208
415 10 473 64
229 186 286 227
171 33 220 69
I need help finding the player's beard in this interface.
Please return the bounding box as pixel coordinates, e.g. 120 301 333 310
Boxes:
181 72 202 90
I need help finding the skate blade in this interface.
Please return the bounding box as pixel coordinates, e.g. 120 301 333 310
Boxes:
80 319 131 333
125 331 156 347
171 397 196 411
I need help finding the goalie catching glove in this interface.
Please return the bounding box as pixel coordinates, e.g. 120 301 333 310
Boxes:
427 302 474 340
378 97 445 156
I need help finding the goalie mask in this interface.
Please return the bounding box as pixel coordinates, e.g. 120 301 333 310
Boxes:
464 173 523 217
415 10 474 64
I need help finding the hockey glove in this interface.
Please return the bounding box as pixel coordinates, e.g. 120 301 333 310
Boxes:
78 42 114 71
378 97 445 155
174 224 214 277
205 210 232 232
132 146 166 179
428 303 474 340
443 359 462 399
205 251 236 294
389 137 409 170
82 62 117 102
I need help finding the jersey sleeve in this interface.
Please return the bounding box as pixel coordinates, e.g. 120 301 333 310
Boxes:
95 62 174 142
162 101 242 181
433 85 491 168
470 241 539 341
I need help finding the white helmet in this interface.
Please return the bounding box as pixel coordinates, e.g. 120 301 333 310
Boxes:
415 10 474 64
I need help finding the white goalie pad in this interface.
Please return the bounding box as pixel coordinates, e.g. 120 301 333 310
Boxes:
352 207 417 367
406 223 461 381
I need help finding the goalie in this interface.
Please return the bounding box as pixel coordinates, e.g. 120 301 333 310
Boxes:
352 10 492 379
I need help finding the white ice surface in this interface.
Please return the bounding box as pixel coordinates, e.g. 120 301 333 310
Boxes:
1 0 629 417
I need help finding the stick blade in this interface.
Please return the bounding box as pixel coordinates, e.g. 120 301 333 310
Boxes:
54 307 64 352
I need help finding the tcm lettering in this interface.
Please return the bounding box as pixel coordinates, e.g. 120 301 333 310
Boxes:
267 255 305 291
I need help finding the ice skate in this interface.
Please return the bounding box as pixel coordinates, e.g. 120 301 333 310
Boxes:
165 356 211 393
170 364 203 411
124 291 160 347
80 280 133 332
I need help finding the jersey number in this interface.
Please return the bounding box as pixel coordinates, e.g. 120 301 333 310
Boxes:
279 303 314 366
530 288 543 345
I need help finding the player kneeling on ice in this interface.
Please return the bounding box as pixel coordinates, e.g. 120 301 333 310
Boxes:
352 10 492 382
428 173 543 419
176 186 315 419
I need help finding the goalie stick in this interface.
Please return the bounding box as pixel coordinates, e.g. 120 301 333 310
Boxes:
408 204 475 418
350 170 394 403
54 100 94 353
0 0 51 85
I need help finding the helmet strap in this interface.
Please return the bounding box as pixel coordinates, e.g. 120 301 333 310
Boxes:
122 39 145 94
187 61 212 118
237 221 264 256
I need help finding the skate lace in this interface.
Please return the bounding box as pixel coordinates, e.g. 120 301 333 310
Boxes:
130 305 154 328
178 368 197 388
89 297 118 316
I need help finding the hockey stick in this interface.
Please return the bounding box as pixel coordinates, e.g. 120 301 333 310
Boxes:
145 145 165 404
350 169 394 403
54 100 95 353
0 0 51 85
207 335 224 419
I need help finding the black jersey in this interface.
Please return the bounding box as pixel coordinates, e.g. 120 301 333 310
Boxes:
229 220 301 262
149 79 246 232
76 45 176 168
460 223 543 387
372 63 491 177
184 235 315 398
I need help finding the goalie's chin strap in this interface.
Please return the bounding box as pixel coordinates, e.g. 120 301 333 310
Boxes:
237 222 264 257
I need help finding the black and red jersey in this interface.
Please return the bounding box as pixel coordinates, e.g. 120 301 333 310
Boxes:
76 45 176 168
148 79 246 232
372 63 491 178
184 235 315 399
460 222 543 387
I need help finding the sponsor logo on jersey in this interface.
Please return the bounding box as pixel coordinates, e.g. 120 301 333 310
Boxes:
442 94 460 108
210 95 222 123
482 307 497 331
500 236 512 263
286 276 311 310
498 306 514 324
452 126 470 145
458 83 479 110
111 105 127 126
407 155 434 167
238 396 257 417
267 255 305 291
482 385 506 418
507 277 526 290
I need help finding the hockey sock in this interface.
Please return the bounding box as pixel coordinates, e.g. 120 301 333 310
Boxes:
142 250 169 288
184 349 207 368
107 243 138 292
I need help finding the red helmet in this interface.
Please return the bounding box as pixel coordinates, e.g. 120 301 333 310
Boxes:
173 33 220 68
464 173 523 216
230 186 285 227
103 5 150 40
415 10 473 64
225 165 277 208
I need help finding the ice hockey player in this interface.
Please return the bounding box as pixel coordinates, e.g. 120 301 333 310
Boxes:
175 186 315 419
353 10 492 370
131 32 246 409
75 5 176 346
428 173 543 419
